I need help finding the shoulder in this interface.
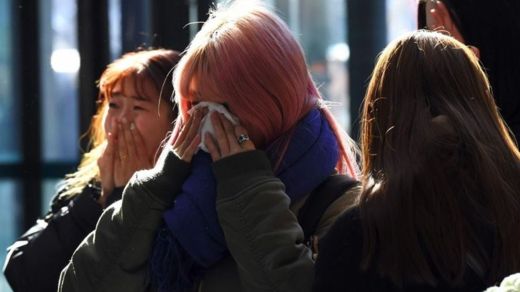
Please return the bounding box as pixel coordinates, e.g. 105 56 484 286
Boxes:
321 206 362 247
312 179 361 238
46 182 98 217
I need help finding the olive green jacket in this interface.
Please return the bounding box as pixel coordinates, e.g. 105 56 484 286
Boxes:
58 149 359 292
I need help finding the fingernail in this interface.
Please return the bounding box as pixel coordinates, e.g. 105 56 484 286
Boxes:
130 123 135 131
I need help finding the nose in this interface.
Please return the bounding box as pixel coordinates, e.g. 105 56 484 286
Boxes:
117 102 134 121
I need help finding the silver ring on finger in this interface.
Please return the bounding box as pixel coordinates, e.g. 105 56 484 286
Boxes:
237 134 250 145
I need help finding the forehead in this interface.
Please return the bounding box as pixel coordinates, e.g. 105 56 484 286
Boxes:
185 77 226 104
111 76 159 100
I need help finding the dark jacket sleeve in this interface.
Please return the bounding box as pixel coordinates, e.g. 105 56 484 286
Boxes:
213 150 315 292
57 148 191 292
312 208 364 292
3 183 122 292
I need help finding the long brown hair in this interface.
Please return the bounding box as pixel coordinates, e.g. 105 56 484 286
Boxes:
359 30 520 287
59 49 180 199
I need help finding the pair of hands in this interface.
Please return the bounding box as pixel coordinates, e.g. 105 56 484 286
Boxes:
97 118 152 207
173 109 255 163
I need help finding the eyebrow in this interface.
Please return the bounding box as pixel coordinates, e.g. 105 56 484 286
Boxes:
132 95 150 101
110 91 151 102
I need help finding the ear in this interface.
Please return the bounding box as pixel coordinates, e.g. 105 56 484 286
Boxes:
427 0 465 43
467 45 481 59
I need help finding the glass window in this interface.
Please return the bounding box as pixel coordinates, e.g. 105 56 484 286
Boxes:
0 181 20 291
0 0 19 290
386 0 417 43
109 0 122 60
41 178 62 215
40 0 80 162
276 0 351 131
42 179 62 214
0 0 19 163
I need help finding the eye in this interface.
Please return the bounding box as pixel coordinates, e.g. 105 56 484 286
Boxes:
108 102 119 109
133 106 145 111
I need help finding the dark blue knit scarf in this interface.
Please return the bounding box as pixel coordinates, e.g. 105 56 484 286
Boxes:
150 108 339 291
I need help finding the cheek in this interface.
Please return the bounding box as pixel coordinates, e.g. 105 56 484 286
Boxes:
180 99 192 118
134 115 172 155
103 112 115 133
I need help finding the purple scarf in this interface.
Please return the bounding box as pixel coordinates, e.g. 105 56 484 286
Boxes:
151 108 339 291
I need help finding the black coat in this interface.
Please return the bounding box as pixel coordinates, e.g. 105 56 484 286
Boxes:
313 207 491 292
3 182 122 292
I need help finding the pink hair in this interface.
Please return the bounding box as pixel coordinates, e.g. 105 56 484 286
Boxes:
173 1 358 177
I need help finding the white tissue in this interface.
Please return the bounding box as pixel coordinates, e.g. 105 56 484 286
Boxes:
188 101 238 152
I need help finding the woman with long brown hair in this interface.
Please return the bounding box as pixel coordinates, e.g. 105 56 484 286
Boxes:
314 30 520 291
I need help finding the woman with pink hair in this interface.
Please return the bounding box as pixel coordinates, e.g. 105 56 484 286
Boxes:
58 1 359 291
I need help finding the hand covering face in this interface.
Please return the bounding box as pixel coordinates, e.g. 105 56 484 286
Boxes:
188 102 238 152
